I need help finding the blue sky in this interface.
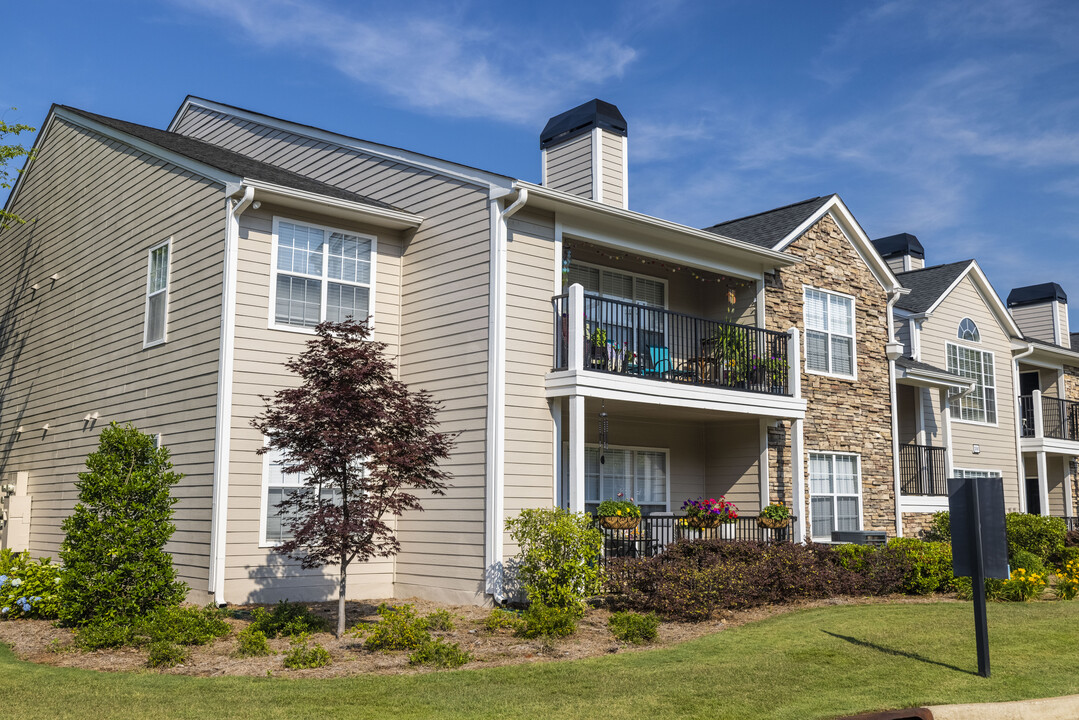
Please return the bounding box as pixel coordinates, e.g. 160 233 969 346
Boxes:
5 0 1079 318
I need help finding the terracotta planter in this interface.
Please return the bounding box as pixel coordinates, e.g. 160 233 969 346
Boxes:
600 516 640 530
757 516 791 530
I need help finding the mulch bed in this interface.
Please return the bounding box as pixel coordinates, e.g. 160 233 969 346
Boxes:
0 594 957 678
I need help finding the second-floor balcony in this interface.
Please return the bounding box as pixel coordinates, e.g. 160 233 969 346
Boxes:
899 443 948 496
551 286 794 397
1020 392 1079 442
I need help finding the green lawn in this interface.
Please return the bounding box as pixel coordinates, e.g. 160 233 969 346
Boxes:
3 602 1079 719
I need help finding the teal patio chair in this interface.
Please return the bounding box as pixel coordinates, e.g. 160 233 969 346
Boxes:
643 346 694 381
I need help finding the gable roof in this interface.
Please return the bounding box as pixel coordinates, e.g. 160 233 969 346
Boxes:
894 261 973 313
701 196 832 249
60 106 402 212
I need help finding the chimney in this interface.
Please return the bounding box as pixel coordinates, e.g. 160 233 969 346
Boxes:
871 233 925 274
540 99 628 208
1007 283 1069 345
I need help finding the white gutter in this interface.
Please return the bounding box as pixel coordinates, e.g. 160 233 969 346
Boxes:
484 187 528 603
209 184 254 605
1012 342 1036 512
886 289 908 537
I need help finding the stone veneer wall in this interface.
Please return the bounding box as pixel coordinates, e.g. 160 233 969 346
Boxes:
765 213 896 539
902 512 939 539
1061 366 1079 516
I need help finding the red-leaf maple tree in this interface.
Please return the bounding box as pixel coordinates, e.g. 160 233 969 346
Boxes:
252 319 452 636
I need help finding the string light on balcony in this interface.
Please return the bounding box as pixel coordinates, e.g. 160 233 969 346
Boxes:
562 244 757 288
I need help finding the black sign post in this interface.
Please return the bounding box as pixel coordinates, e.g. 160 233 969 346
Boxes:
948 476 1008 678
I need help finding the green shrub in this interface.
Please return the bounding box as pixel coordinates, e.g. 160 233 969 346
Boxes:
1011 549 1047 575
516 602 578 639
0 549 62 620
608 611 659 644
146 641 188 668
134 605 231 646
923 512 951 542
1055 546 1079 570
283 633 331 669
505 508 604 614
236 627 273 657
74 620 135 650
408 638 472 668
423 609 455 632
248 601 329 638
58 423 187 625
364 604 431 651
1006 513 1066 563
886 538 955 594
484 608 524 633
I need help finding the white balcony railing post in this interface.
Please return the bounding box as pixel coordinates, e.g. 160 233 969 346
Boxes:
567 283 584 372
1033 389 1044 439
787 327 801 398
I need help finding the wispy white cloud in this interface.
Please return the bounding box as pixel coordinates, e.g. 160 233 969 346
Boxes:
175 0 640 124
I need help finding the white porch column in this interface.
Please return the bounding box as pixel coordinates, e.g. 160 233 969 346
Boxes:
567 283 584 372
792 418 806 542
759 418 770 510
1064 457 1074 520
550 398 563 508
941 389 954 480
568 395 586 512
787 327 801 399
1033 390 1045 439
1037 450 1050 517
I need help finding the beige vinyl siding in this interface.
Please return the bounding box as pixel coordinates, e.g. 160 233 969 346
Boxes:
599 130 624 208
896 317 911 357
920 387 945 445
1059 302 1070 342
502 211 557 558
0 118 224 599
1048 455 1067 517
1040 368 1060 396
704 421 762 511
1010 303 1056 344
919 276 1020 509
884 256 906 275
896 385 917 444
222 205 402 603
174 104 493 603
544 132 593 199
908 257 925 271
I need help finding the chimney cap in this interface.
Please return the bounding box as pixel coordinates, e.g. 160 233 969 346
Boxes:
1007 282 1068 307
871 233 924 260
540 99 627 149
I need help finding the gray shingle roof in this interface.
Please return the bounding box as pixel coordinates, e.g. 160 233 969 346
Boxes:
61 106 402 212
895 356 965 381
894 261 972 313
702 196 833 249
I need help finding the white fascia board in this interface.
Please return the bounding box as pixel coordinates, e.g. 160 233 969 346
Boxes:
900 496 950 512
170 97 514 194
1021 437 1079 456
517 182 799 275
924 261 1024 339
247 181 423 230
896 366 971 390
1022 342 1079 365
773 196 901 294
55 106 243 192
544 370 807 419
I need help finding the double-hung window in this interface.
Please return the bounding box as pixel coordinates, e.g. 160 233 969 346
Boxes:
566 262 666 357
809 453 861 541
562 444 669 515
143 239 171 346
272 218 375 330
804 287 855 377
946 343 997 424
261 448 343 546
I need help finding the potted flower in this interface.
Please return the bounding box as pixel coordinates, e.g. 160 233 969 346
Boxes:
585 324 608 369
757 502 791 529
596 495 641 530
681 496 737 529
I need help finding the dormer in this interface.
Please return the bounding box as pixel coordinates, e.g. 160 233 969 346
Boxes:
871 233 925 274
540 99 628 209
1007 282 1069 345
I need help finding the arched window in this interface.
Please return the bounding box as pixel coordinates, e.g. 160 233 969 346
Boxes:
958 318 980 342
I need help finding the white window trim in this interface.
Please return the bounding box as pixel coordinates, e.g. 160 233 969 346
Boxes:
953 467 1002 479
957 318 981 343
259 445 288 548
268 216 378 335
565 442 671 512
946 341 999 428
565 257 669 309
808 451 863 542
802 285 858 381
142 237 172 348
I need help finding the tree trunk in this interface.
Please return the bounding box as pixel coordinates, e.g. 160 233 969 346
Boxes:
337 559 348 638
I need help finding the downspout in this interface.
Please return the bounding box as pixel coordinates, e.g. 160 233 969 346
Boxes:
885 288 908 537
209 184 254 605
1012 342 1035 512
484 187 527 604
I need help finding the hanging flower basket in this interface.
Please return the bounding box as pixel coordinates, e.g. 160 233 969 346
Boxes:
686 516 722 529
757 516 791 529
600 516 640 530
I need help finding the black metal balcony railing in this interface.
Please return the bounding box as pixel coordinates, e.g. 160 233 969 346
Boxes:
552 293 792 396
899 444 948 496
595 513 796 567
1019 394 1079 440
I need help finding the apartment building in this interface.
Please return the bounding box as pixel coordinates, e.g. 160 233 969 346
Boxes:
0 97 1073 607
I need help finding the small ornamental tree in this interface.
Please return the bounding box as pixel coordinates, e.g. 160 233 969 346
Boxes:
59 423 187 625
253 319 453 637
